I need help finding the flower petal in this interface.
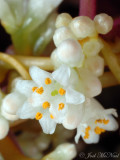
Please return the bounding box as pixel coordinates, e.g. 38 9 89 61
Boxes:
49 96 68 123
75 125 100 144
17 102 40 119
82 130 100 144
29 66 52 85
62 104 84 130
65 87 85 105
52 65 70 86
39 111 56 134
98 115 118 131
15 80 36 97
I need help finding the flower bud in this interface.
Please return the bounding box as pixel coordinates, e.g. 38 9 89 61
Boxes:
0 117 9 140
56 39 84 67
82 38 103 57
53 27 75 47
94 13 113 34
51 49 62 68
70 16 96 39
42 143 77 160
85 56 104 77
55 13 72 28
1 92 25 121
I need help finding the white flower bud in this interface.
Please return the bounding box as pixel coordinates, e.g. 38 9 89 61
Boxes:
51 49 62 68
53 27 75 47
94 13 113 34
0 117 9 140
1 92 25 121
69 16 96 39
85 56 104 77
42 143 77 160
82 38 103 57
56 39 84 67
55 13 72 28
34 133 51 151
1 110 19 121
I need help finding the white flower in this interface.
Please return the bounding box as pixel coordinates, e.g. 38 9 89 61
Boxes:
0 91 9 140
16 65 85 134
75 98 118 144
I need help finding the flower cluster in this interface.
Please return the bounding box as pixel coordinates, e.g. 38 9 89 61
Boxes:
50 13 118 143
0 13 118 144
1 65 85 135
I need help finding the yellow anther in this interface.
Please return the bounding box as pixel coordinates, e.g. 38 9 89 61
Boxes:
58 103 65 110
94 126 106 135
42 101 50 109
35 112 43 120
50 114 54 119
59 88 66 96
84 126 91 139
103 119 109 125
32 87 38 92
36 87 44 94
95 119 103 124
95 119 109 125
45 78 52 85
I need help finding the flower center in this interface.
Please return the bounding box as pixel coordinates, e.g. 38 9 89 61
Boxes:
42 101 50 109
58 103 65 110
45 78 52 85
35 112 43 120
36 87 44 94
84 126 91 139
59 88 66 95
51 90 58 96
94 126 105 134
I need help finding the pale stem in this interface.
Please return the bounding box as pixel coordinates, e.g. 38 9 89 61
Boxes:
101 39 120 83
0 52 31 80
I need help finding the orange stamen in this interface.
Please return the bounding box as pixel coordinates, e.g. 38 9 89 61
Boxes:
58 103 65 110
59 88 66 96
36 87 44 94
42 101 50 109
94 126 105 135
84 126 91 139
95 119 103 124
50 114 54 119
45 78 52 85
32 87 38 92
103 119 109 125
35 112 43 120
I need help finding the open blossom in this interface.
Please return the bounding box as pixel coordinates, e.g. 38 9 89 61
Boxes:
6 65 84 134
62 98 118 144
74 98 118 144
0 91 9 140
